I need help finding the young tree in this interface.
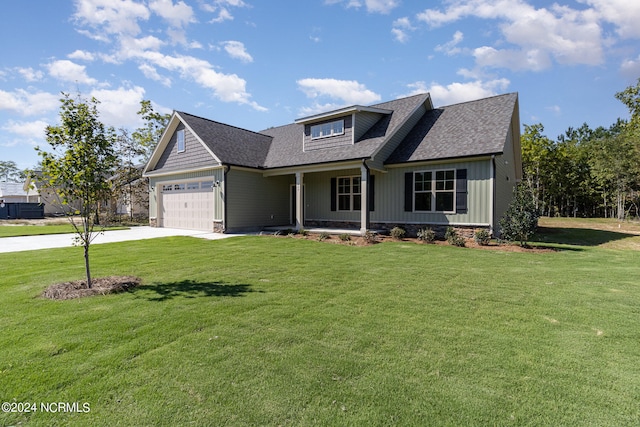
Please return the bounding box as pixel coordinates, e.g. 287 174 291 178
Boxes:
499 183 540 246
111 128 148 220
36 93 118 288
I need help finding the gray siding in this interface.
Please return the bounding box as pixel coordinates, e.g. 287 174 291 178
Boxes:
226 168 293 231
304 160 492 227
354 112 384 141
304 116 353 151
152 124 219 171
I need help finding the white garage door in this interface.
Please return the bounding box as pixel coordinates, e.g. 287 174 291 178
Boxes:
160 182 214 231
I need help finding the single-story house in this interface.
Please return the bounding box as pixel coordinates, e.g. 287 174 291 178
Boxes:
0 181 39 203
143 92 522 236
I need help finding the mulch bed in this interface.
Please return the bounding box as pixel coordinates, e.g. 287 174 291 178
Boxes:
41 276 141 300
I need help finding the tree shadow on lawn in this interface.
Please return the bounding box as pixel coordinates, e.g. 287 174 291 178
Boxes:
131 280 259 301
533 226 637 247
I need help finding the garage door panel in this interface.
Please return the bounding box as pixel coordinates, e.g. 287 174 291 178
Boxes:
160 189 213 231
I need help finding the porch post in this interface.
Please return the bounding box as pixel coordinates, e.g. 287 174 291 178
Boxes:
360 163 369 234
295 172 304 231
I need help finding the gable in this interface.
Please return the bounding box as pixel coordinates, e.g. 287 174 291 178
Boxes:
152 123 219 172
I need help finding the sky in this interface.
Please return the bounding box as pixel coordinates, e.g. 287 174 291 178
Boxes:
1 0 639 171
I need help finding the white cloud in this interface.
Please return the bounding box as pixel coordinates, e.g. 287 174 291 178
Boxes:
0 89 60 116
68 50 96 61
149 0 194 28
297 78 381 115
620 55 640 79
2 119 49 140
73 0 150 36
402 79 511 106
582 0 640 39
417 0 605 71
89 86 147 128
16 67 44 82
47 59 98 85
435 31 464 56
392 17 415 43
138 64 172 87
325 0 399 14
204 0 248 23
220 41 253 63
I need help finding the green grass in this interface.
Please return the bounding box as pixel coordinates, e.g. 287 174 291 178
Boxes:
0 224 128 238
1 229 639 426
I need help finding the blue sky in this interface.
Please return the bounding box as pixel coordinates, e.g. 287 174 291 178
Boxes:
1 0 639 170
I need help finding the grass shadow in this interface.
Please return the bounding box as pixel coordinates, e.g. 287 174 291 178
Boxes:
132 280 258 301
533 226 637 247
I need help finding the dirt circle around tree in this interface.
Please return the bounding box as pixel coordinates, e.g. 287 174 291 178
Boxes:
41 276 141 300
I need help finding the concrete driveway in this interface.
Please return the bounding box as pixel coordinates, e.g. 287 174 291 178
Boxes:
0 227 241 253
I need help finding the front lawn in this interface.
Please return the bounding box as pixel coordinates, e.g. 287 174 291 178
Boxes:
1 234 639 426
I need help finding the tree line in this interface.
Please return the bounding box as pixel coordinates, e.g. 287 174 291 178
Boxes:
522 79 640 220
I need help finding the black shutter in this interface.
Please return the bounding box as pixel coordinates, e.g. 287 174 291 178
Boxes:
456 169 468 214
404 172 413 212
330 177 337 211
368 174 375 212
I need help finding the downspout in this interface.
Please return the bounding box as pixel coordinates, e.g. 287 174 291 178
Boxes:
223 165 229 233
490 155 496 236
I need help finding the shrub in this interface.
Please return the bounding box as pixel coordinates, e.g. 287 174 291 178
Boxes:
474 229 491 246
417 228 436 243
445 227 466 247
299 228 309 236
499 183 540 246
390 226 406 240
339 233 351 242
317 232 330 241
362 230 379 244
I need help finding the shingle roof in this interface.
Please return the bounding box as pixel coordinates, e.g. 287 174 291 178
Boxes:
171 92 516 170
178 112 273 169
261 93 430 169
0 182 29 197
385 93 518 164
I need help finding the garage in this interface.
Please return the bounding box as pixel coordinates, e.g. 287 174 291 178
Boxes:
159 181 214 231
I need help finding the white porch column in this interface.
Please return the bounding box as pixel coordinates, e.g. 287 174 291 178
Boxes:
295 172 304 231
360 163 369 234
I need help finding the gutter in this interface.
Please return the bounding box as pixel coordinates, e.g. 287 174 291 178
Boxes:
222 165 229 233
490 155 496 235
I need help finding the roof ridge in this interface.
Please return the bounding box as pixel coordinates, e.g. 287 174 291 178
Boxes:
437 92 517 109
177 111 272 139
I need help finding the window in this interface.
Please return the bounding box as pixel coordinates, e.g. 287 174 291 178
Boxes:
201 181 214 190
162 184 173 192
311 119 344 139
174 183 186 191
414 169 455 212
337 176 361 211
177 129 185 153
187 182 200 190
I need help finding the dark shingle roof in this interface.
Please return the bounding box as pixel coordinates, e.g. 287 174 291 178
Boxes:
260 93 430 169
386 93 518 164
178 112 273 168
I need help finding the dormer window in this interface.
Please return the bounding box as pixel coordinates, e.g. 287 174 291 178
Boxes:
177 129 185 153
311 119 344 139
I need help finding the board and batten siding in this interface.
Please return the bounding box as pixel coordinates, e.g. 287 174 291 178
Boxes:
151 123 219 172
304 160 492 226
225 168 293 231
148 168 224 220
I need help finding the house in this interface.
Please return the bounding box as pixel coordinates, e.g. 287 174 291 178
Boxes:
142 92 522 236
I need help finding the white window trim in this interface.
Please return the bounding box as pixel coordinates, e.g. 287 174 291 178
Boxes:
336 175 361 212
311 119 345 140
413 169 456 213
177 129 185 153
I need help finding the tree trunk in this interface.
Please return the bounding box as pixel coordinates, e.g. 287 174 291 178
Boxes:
84 243 92 289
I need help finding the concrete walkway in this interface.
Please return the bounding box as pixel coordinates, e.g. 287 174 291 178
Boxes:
0 227 241 253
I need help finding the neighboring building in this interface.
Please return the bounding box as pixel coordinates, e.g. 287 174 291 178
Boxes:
0 181 39 203
143 92 522 236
